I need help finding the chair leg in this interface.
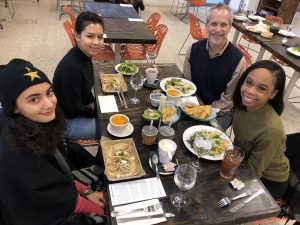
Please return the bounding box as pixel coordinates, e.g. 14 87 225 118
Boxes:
178 32 191 55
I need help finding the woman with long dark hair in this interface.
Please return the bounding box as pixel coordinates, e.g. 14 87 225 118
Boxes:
232 60 289 200
0 59 107 225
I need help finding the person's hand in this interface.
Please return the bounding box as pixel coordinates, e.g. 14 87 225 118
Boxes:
86 191 107 208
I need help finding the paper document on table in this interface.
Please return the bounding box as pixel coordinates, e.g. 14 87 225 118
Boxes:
128 18 144 22
98 95 119 113
120 3 133 7
109 177 166 206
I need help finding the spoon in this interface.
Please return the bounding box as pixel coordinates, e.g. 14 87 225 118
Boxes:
152 153 160 179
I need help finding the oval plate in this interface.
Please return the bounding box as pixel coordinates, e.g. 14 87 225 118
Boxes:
247 15 266 21
160 77 197 97
115 63 139 75
182 125 232 161
245 26 261 33
180 104 218 122
287 47 300 57
278 29 297 38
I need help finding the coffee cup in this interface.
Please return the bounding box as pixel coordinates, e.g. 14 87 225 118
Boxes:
145 68 158 85
166 89 181 103
109 114 129 133
158 139 177 164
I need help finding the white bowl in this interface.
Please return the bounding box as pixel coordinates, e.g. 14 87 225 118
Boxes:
109 114 129 133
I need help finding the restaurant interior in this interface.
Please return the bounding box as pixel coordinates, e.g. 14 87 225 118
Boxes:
0 0 300 224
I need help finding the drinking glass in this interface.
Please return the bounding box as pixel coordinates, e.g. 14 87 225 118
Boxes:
171 164 197 207
129 73 144 104
191 136 212 173
145 49 157 66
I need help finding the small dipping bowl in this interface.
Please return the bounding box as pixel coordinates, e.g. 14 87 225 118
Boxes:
150 93 166 107
109 114 129 133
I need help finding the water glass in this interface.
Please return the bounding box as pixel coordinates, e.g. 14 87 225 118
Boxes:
129 73 144 104
146 49 157 66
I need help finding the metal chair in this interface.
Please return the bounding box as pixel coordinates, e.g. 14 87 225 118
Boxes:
238 15 283 53
1 0 15 18
120 24 168 61
63 21 115 61
236 44 253 69
178 12 208 55
146 12 161 33
63 5 76 26
185 0 206 18
58 0 82 20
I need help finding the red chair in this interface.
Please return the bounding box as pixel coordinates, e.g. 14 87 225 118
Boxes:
120 24 168 61
178 12 208 55
236 44 253 69
146 12 161 33
62 21 115 61
63 5 76 27
186 0 206 16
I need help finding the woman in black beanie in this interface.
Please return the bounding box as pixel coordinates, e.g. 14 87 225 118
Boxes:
0 59 107 225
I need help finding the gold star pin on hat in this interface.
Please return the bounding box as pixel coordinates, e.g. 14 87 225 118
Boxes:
24 67 41 81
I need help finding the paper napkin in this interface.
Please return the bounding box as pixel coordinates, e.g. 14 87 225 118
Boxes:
128 18 144 22
114 199 166 225
98 95 118 113
181 96 200 105
120 3 133 7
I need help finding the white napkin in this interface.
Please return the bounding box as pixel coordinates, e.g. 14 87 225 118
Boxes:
120 3 133 7
98 95 118 113
114 199 166 225
181 96 199 105
128 18 144 22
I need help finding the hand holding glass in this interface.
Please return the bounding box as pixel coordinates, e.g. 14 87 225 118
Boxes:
129 73 143 104
171 164 197 207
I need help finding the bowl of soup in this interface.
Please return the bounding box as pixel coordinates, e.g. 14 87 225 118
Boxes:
109 114 129 133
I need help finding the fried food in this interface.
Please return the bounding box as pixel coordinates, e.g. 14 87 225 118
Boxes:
102 77 123 90
183 104 212 119
161 106 177 123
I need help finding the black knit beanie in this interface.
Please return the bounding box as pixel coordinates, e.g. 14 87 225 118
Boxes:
0 59 51 109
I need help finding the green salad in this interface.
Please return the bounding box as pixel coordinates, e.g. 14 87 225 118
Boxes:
143 109 160 120
292 47 300 52
117 63 138 74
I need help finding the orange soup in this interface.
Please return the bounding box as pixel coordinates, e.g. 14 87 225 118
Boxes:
111 115 128 125
167 89 180 97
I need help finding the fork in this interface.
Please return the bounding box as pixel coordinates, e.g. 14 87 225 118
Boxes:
217 192 249 208
111 203 162 217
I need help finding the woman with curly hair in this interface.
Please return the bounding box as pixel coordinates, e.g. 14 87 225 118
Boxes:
0 59 107 225
232 60 290 200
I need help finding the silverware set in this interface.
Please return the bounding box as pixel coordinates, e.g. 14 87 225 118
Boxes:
114 85 127 109
217 192 249 207
111 202 162 217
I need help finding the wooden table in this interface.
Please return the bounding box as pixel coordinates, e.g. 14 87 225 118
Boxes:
83 2 139 19
93 62 281 225
232 20 300 112
84 2 156 63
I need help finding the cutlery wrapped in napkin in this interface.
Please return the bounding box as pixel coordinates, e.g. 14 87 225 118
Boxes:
113 199 167 225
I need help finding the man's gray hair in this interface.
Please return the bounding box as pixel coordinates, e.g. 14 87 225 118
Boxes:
206 3 233 25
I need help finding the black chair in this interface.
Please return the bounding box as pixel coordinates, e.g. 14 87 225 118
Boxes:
280 133 300 224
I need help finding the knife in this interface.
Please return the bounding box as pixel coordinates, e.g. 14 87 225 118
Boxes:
117 213 175 223
229 189 264 213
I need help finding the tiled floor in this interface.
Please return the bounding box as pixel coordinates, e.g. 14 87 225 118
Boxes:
0 1 299 223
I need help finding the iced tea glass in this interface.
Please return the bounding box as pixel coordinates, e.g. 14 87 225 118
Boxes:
220 146 245 179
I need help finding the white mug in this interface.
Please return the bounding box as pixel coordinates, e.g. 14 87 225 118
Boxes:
158 139 177 164
145 68 158 85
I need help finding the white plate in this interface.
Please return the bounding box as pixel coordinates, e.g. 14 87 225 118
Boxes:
182 125 232 161
107 123 134 137
233 15 247 21
287 47 300 57
260 33 273 38
160 77 197 97
248 15 266 21
115 63 139 76
278 30 297 38
245 26 261 33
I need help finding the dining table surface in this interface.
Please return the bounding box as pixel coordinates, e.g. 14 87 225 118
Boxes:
92 62 281 225
83 1 140 19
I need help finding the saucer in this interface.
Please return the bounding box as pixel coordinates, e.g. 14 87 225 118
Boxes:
107 123 134 137
149 151 178 175
143 78 160 89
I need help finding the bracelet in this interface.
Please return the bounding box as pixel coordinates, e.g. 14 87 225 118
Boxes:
82 188 93 198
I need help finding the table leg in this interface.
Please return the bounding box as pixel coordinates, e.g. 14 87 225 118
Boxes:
232 29 240 44
255 48 265 62
114 43 121 63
